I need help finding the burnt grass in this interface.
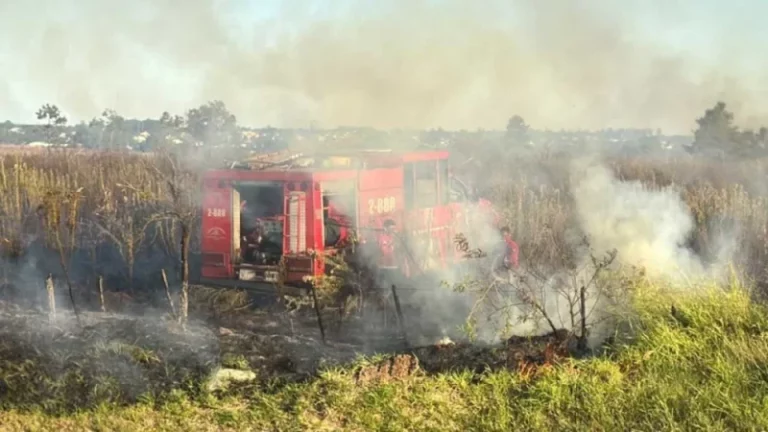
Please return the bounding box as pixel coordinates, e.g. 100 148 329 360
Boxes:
0 303 218 413
0 298 577 414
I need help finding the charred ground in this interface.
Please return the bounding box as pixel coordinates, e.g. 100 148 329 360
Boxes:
0 289 581 414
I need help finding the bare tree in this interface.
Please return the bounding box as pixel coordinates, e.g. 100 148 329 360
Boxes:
503 250 618 348
450 233 628 348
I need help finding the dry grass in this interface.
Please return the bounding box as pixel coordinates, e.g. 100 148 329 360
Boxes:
0 148 767 428
0 149 186 307
0 147 764 308
479 155 768 282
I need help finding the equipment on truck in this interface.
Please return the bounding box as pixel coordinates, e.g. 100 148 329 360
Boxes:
199 149 519 296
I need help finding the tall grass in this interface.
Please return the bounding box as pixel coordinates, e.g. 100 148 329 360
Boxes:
0 150 183 304
482 155 768 283
0 148 767 306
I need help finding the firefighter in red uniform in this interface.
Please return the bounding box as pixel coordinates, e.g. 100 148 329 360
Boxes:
500 227 519 269
324 202 351 248
475 196 519 270
378 219 398 269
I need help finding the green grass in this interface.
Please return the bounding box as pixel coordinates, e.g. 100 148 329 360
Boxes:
3 281 768 431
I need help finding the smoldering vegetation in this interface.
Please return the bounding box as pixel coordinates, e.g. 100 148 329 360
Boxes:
0 120 765 414
0 84 766 415
0 307 218 412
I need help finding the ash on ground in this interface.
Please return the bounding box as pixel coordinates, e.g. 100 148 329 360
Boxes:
0 294 579 411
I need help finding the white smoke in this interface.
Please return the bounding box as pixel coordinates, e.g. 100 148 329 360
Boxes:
2 1 768 133
453 157 741 347
570 158 736 282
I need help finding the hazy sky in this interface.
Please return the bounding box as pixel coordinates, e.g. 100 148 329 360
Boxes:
1 0 766 133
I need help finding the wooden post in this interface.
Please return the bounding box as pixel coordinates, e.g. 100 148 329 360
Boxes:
390 284 408 346
578 285 588 351
161 268 178 320
310 283 327 344
179 225 191 327
45 273 56 322
98 275 106 312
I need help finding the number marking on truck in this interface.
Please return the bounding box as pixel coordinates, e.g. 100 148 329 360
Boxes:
367 196 396 215
207 208 227 218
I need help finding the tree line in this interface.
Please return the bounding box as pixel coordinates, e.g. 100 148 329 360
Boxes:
0 101 277 151
500 101 768 158
4 100 764 157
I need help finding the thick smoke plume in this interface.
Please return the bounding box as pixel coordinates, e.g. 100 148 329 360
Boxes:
1 0 767 133
409 159 740 346
571 159 736 282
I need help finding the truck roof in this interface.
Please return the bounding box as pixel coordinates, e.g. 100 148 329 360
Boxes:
225 148 449 172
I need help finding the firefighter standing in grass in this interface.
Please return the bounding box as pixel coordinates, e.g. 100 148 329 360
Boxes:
500 226 520 270
373 219 401 291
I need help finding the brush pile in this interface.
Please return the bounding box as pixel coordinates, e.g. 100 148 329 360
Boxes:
408 329 578 374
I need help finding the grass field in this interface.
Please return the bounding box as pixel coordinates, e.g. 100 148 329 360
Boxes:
0 147 767 430
0 279 764 431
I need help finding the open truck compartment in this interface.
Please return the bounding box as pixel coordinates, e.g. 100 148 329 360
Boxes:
236 181 284 267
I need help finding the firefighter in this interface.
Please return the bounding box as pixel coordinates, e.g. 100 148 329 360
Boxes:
377 219 399 270
324 201 351 248
239 200 259 262
374 219 401 292
500 227 520 269
241 220 265 263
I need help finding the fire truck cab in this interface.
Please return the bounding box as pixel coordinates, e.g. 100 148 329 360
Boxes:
199 149 516 296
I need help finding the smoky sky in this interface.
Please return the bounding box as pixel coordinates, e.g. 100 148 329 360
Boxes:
1 0 767 133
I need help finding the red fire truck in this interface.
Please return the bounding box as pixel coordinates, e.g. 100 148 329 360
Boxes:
199 149 518 296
